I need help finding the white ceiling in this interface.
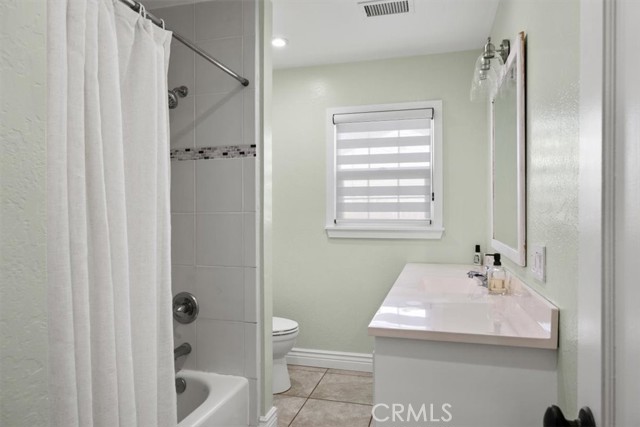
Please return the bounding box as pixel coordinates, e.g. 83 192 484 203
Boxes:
143 0 499 69
272 0 499 69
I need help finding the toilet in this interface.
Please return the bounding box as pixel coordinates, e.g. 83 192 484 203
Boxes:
272 317 299 393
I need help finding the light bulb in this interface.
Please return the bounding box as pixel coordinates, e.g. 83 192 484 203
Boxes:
272 37 288 48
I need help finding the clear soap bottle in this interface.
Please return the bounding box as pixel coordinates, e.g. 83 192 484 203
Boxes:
487 253 507 295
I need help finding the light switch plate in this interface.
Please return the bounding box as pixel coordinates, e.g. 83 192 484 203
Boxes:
531 244 546 282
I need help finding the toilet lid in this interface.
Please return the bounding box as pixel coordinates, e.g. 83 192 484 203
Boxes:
273 317 299 336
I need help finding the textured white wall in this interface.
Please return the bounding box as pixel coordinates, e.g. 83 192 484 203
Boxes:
614 0 640 423
0 0 48 425
272 51 488 354
489 0 580 412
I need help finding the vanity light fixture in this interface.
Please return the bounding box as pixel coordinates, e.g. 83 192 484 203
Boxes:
483 37 510 64
470 37 511 102
272 37 288 48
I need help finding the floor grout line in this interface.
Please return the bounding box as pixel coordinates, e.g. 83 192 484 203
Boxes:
304 396 373 407
326 373 373 378
307 369 329 399
287 396 307 427
287 369 328 427
279 369 374 427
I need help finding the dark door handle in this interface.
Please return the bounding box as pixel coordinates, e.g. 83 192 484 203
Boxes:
543 405 596 427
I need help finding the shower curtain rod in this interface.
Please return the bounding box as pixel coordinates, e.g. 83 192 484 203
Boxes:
117 0 250 87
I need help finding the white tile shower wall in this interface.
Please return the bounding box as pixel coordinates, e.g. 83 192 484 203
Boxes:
243 213 256 267
244 267 258 323
171 160 195 213
196 318 245 375
171 214 195 265
243 323 258 378
195 266 245 321
243 158 256 211
196 213 244 266
166 3 195 149
195 91 244 147
196 159 243 212
242 87 256 146
195 0 243 41
172 265 196 296
195 38 244 96
157 1 259 424
169 45 195 89
170 90 196 148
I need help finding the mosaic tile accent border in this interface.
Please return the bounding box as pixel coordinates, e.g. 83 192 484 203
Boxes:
170 144 257 161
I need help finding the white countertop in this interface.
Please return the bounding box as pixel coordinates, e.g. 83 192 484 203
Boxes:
368 263 559 349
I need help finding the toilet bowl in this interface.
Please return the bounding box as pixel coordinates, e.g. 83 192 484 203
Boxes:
272 317 299 394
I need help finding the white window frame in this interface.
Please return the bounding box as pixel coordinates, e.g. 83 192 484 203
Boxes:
325 100 444 239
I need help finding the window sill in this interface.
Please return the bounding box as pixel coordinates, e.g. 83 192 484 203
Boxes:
325 226 444 240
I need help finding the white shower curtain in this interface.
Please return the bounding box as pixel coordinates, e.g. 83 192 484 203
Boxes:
47 1 176 426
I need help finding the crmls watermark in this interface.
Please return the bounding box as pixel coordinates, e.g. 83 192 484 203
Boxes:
372 403 453 424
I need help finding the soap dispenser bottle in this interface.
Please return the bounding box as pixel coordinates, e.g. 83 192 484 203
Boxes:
488 253 507 295
473 245 482 265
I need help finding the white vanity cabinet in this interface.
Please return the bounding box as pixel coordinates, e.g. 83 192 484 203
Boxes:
369 264 559 427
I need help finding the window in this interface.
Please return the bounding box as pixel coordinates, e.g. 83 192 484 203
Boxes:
326 101 443 239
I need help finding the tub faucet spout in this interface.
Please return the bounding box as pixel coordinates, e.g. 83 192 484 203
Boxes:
174 343 192 361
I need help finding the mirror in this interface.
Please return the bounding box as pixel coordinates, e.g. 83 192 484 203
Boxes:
491 32 526 266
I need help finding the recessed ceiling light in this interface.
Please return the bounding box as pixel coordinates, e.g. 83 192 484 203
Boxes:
272 37 288 48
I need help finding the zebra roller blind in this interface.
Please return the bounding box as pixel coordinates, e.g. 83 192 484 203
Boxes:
332 107 434 226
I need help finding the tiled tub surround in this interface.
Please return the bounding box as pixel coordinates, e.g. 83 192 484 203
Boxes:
170 155 258 410
154 0 259 424
274 366 374 427
161 1 256 151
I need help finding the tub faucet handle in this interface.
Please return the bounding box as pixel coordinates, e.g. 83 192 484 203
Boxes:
173 292 199 324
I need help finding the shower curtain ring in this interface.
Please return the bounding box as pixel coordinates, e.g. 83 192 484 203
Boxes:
160 19 166 29
138 3 147 18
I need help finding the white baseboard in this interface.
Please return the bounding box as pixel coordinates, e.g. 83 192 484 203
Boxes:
259 406 277 427
286 347 373 372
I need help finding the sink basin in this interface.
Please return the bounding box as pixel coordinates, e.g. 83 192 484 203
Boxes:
368 263 559 349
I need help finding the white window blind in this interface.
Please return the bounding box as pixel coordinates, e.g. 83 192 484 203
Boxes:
332 108 434 226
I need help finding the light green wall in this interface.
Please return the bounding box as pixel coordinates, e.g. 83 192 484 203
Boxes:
0 0 48 425
272 51 488 354
489 0 580 412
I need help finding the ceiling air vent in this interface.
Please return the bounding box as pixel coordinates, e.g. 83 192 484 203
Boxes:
359 0 411 17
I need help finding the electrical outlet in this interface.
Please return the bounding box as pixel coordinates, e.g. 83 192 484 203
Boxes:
531 244 546 282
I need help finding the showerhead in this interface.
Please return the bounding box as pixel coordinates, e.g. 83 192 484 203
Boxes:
168 85 189 109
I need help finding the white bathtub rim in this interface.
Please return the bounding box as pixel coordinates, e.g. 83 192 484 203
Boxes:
177 369 249 427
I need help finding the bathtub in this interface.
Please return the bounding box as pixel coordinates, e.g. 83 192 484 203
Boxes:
177 370 249 427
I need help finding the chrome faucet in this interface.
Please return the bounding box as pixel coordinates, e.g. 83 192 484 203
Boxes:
467 270 488 288
174 342 192 362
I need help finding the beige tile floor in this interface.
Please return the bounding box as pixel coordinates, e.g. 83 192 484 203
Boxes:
274 365 374 427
